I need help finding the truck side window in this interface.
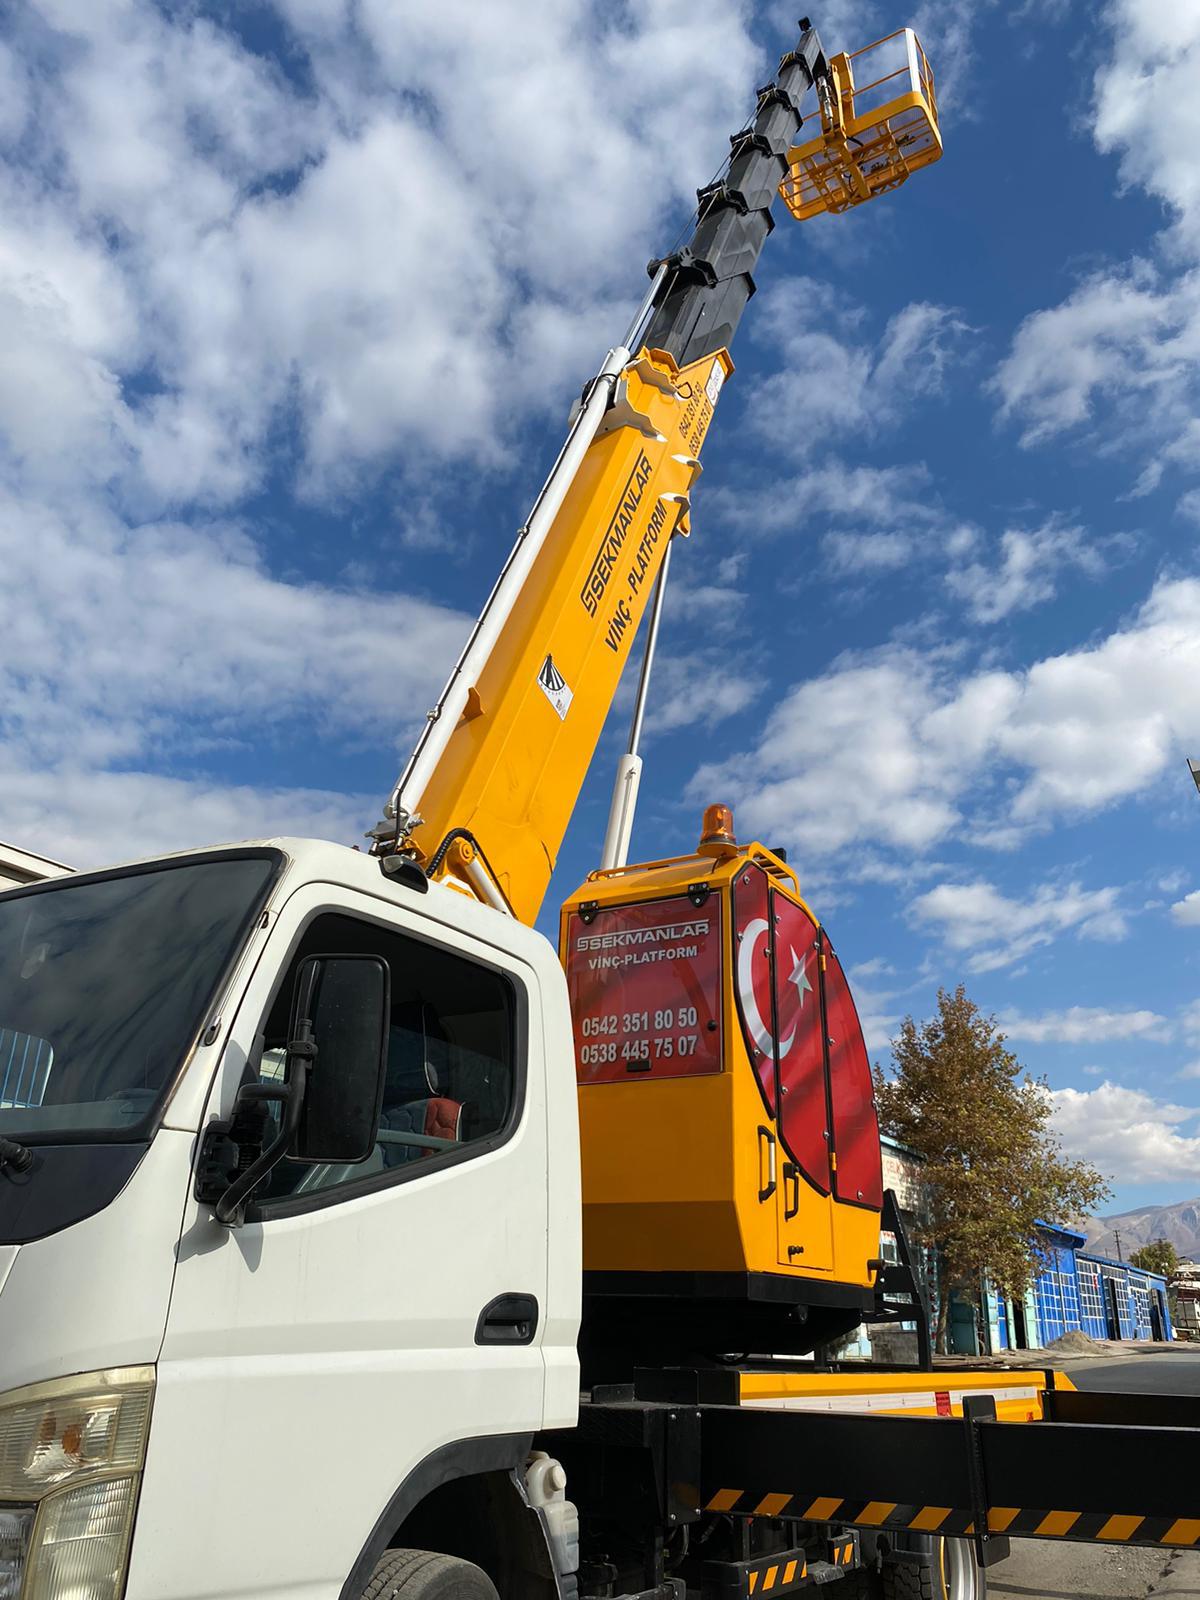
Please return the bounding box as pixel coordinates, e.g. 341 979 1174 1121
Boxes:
255 912 518 1207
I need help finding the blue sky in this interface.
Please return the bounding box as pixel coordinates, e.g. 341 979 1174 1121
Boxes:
3 0 1200 1213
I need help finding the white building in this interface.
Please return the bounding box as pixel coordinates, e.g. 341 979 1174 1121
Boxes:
0 841 71 891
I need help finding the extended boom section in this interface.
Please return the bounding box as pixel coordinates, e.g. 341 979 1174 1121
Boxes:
374 25 832 924
385 346 724 925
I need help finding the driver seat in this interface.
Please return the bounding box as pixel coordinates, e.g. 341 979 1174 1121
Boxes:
379 1001 463 1165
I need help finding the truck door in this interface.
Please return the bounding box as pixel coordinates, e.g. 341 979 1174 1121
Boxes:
137 883 552 1600
771 890 834 1272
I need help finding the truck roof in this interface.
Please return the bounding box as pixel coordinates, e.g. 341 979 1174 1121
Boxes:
0 835 556 973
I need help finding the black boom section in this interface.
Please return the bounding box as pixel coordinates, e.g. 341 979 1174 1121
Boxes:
641 24 828 368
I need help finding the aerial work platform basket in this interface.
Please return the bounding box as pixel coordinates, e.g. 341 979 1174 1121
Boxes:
780 28 941 220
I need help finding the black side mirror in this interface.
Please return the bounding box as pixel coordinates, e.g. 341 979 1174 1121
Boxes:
289 953 390 1164
199 952 391 1225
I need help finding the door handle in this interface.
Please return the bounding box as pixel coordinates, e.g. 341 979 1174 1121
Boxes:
475 1293 539 1346
757 1126 777 1202
783 1162 800 1221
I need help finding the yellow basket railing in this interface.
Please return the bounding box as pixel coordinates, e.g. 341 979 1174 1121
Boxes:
780 28 942 221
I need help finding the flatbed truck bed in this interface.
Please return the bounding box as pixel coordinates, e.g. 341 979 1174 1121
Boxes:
538 1364 1200 1600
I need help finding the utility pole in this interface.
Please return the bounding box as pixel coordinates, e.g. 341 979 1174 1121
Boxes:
1114 1229 1123 1263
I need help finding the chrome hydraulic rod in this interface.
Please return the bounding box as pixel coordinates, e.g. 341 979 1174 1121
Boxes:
599 539 674 871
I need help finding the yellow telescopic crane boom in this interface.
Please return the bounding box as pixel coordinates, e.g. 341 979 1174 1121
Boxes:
371 22 940 925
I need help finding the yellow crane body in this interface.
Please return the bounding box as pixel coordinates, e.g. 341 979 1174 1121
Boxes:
401 345 729 926
372 19 946 1364
561 827 887 1363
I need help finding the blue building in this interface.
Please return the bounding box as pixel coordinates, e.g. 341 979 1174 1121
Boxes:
982 1223 1172 1351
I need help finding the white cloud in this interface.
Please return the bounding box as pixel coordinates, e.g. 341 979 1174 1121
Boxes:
1179 1000 1200 1044
643 653 762 738
711 458 942 541
1051 1081 1200 1184
745 279 969 446
0 488 470 866
845 959 903 1055
910 879 1127 972
824 530 915 576
771 0 992 109
2 1 762 507
1002 1007 1172 1045
1091 3 1200 252
689 575 1200 864
993 4 1200 498
1172 890 1200 926
690 649 968 857
0 1 765 858
0 492 469 761
0 769 375 874
992 265 1189 450
944 517 1124 624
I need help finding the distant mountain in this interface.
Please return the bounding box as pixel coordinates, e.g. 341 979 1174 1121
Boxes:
1084 1197 1200 1261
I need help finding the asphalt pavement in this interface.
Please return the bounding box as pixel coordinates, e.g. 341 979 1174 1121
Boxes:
981 1349 1200 1599
1068 1351 1200 1394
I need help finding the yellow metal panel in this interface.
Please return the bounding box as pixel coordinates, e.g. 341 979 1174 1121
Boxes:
738 1368 1052 1421
858 1502 897 1526
706 1489 743 1514
754 1494 793 1518
1165 1520 1200 1547
567 849 883 1287
911 1507 951 1532
762 1566 779 1590
1097 1515 1144 1542
782 1561 798 1585
1036 1511 1080 1538
421 346 732 924
802 1497 844 1521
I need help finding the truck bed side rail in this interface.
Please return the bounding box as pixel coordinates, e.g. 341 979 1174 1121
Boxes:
696 1393 1200 1552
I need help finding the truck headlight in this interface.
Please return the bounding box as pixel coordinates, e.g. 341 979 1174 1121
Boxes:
0 1507 34 1600
0 1367 153 1600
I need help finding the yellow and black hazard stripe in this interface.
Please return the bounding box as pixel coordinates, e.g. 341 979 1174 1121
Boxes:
702 1491 1200 1548
743 1555 808 1594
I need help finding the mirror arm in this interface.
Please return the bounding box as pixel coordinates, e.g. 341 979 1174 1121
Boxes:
214 1031 316 1227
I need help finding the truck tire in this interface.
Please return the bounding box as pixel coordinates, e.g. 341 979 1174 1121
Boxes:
881 1559 935 1600
361 1550 501 1600
882 1537 979 1600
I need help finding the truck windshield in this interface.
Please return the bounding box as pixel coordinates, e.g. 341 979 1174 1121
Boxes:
0 851 280 1141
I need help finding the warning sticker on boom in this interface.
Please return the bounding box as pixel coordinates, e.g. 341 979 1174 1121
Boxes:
537 654 573 720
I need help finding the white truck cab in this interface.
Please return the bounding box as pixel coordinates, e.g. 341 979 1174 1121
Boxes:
0 839 581 1600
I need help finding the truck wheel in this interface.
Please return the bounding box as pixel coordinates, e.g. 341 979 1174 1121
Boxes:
882 1537 980 1600
361 1550 500 1600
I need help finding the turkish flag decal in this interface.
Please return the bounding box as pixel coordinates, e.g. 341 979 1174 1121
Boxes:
732 862 776 1115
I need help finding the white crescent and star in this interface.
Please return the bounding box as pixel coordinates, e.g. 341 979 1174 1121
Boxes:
736 919 812 1062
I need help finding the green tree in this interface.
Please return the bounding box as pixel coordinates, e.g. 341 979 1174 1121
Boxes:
874 985 1111 1354
1129 1238 1180 1279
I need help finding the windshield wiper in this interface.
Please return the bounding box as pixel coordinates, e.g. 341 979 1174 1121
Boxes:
0 1136 33 1175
